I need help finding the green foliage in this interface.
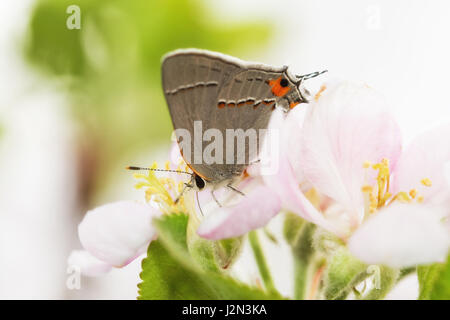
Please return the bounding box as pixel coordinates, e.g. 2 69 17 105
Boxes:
186 214 243 272
361 266 398 300
214 237 244 270
283 212 305 246
24 0 272 201
323 247 399 300
248 231 277 294
138 213 284 300
283 215 317 300
323 247 368 300
418 255 450 300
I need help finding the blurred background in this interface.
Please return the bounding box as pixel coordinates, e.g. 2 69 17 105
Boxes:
0 0 449 299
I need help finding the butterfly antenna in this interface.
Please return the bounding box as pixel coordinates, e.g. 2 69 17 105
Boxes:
126 166 193 176
296 70 328 81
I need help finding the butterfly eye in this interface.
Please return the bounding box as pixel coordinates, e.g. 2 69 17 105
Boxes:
280 78 289 87
194 174 205 190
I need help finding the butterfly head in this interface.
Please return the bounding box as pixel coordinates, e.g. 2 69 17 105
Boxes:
268 69 310 111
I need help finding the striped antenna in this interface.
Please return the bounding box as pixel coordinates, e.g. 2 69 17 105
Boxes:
296 70 328 81
126 166 193 176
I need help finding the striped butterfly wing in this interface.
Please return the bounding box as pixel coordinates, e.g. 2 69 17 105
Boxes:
162 49 286 183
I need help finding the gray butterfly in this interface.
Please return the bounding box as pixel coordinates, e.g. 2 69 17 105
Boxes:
161 49 320 194
129 49 324 204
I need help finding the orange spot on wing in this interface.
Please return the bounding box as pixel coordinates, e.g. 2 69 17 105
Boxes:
218 102 226 108
227 102 236 108
268 76 291 97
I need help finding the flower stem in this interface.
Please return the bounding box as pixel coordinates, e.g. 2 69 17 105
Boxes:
248 230 277 294
291 222 316 299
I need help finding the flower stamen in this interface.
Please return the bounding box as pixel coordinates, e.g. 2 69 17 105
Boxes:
361 160 433 215
132 162 187 214
421 178 432 187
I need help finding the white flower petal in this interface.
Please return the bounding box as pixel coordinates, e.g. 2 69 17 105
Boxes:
445 161 450 188
393 123 450 206
384 274 419 300
348 203 449 268
67 250 112 277
298 81 402 225
78 201 160 267
285 104 307 182
197 185 281 240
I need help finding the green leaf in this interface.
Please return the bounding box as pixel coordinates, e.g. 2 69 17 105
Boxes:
418 255 450 300
138 213 284 300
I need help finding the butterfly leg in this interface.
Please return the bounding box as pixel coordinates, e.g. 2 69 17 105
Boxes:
227 183 245 197
211 189 222 207
174 178 194 204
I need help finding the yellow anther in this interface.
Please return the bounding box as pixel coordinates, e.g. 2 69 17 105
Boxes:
380 192 392 206
165 161 170 170
305 188 321 209
396 192 411 203
361 158 430 216
178 181 184 193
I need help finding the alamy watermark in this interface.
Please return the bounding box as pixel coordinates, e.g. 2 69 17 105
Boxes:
366 5 381 30
174 121 280 175
66 265 81 290
66 5 81 30
366 265 381 290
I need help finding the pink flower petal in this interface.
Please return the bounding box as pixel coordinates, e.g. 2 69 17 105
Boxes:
67 250 112 277
297 81 402 225
348 203 449 268
78 201 160 267
445 161 450 187
197 185 281 240
392 123 450 206
265 156 345 236
285 105 308 182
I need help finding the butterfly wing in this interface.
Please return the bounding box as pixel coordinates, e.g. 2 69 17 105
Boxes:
162 49 288 183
